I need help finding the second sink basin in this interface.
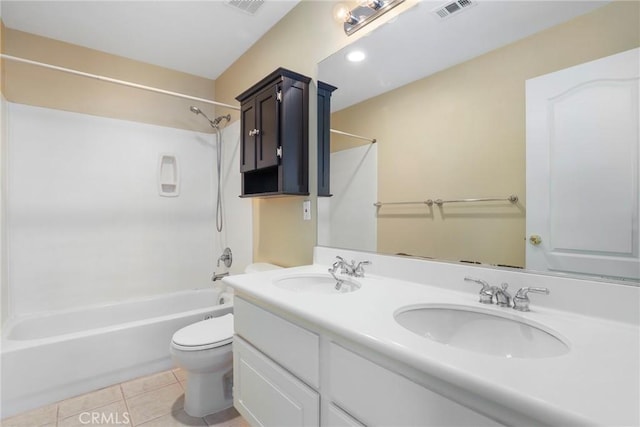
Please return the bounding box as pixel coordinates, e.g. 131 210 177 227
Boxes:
394 304 569 359
273 273 361 294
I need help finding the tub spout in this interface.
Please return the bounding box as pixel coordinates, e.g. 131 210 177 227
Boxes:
212 272 229 282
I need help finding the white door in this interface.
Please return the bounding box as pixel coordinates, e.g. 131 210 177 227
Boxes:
526 48 639 281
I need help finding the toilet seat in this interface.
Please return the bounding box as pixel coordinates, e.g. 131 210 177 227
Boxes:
171 313 234 351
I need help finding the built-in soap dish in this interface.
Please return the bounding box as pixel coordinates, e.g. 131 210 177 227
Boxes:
158 154 179 197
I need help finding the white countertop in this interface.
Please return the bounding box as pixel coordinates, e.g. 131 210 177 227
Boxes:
224 264 640 427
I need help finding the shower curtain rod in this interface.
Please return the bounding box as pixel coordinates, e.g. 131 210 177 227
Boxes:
0 54 241 111
330 128 376 144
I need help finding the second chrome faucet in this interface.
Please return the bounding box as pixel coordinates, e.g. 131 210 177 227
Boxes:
464 277 549 312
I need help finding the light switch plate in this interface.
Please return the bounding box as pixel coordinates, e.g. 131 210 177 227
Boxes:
303 200 311 220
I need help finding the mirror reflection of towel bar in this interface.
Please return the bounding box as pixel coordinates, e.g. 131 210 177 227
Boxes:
374 195 518 207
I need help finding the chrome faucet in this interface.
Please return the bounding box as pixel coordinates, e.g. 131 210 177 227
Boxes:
329 256 370 278
328 256 371 290
513 287 550 312
466 277 549 311
493 283 512 307
328 258 345 290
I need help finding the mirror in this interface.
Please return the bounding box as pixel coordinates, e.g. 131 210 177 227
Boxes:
317 0 639 282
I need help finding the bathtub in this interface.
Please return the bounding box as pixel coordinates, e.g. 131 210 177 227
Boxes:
1 288 232 418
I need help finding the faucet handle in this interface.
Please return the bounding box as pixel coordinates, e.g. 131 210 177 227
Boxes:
513 287 550 312
464 277 494 304
354 260 371 277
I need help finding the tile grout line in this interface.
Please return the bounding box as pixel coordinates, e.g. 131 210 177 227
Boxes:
120 384 133 427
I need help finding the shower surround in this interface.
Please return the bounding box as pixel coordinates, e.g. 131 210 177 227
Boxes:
1 103 251 414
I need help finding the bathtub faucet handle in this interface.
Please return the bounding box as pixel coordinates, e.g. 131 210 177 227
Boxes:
217 247 233 268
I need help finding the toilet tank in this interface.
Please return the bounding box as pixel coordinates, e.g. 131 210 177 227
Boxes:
244 263 283 274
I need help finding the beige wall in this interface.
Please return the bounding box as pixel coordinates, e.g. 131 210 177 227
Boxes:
215 0 417 267
1 26 218 133
331 1 640 267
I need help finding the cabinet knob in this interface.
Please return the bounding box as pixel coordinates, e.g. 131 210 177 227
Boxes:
248 129 260 137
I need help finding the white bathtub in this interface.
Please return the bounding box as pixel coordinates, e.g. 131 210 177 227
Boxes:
1 288 232 418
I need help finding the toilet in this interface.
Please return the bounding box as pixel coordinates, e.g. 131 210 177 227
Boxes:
170 262 282 417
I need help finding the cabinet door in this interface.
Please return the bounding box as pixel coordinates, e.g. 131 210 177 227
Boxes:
240 101 256 173
234 336 319 427
329 343 503 427
256 84 280 170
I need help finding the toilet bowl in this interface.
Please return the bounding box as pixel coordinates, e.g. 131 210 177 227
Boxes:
170 263 282 417
170 313 234 417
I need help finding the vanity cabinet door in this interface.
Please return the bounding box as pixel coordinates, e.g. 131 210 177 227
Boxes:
234 297 320 388
329 343 504 427
234 336 319 427
326 404 365 427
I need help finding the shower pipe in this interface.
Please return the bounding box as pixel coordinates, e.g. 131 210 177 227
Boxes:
0 54 241 111
189 106 230 233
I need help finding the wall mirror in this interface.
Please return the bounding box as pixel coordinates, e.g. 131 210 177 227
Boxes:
317 0 640 283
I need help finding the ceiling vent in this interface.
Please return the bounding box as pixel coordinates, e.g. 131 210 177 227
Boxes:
432 0 476 20
225 0 265 15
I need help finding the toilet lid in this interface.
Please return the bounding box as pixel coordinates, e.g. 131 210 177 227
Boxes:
172 313 234 350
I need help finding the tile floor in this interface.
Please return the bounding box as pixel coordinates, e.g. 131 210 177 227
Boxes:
1 368 249 427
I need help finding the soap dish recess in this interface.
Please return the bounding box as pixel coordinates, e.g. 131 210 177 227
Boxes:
158 154 179 197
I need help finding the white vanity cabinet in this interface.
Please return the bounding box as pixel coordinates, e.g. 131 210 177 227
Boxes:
233 296 504 427
233 297 320 426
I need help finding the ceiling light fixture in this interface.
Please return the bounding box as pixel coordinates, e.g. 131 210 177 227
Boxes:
339 0 406 36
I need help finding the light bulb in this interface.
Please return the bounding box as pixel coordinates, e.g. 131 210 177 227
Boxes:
332 3 351 23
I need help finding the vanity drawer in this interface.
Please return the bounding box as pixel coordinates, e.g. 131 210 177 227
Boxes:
329 343 503 427
234 336 319 427
234 297 320 388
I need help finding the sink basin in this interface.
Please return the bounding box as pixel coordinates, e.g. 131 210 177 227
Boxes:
394 304 569 359
273 273 361 294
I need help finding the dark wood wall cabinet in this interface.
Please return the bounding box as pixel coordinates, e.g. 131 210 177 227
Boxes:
236 68 311 197
317 81 338 197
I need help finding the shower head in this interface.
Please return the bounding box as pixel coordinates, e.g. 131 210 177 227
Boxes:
189 106 231 128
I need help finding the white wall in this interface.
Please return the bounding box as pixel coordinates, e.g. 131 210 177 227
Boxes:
318 144 377 252
5 103 251 317
216 119 253 277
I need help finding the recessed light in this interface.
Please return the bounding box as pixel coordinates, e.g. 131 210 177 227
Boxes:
346 50 366 62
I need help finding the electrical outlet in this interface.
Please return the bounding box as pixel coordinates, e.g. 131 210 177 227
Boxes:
303 200 311 221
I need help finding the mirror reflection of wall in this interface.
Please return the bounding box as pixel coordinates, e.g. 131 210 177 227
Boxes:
317 144 377 252
320 1 640 276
